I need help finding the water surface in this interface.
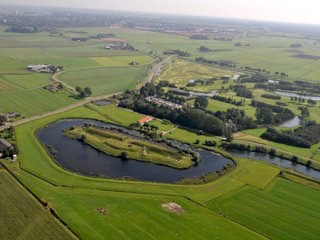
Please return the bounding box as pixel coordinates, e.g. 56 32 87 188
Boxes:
275 91 320 101
230 150 320 180
37 119 234 183
280 116 301 128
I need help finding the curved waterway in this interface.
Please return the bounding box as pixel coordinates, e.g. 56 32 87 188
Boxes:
275 91 320 101
37 119 234 183
229 150 320 180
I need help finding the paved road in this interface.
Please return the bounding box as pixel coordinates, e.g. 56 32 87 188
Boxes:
0 56 172 131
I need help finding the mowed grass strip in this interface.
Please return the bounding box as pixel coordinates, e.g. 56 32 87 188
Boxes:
2 73 51 90
58 66 148 96
208 178 320 240
0 76 19 91
0 171 75 240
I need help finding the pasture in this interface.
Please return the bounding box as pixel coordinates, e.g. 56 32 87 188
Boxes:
58 66 149 96
6 104 283 239
0 88 77 117
1 26 320 240
0 73 51 91
91 55 154 67
0 170 75 240
208 178 320 240
0 28 154 118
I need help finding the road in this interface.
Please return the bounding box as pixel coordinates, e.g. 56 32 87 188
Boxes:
145 55 173 83
0 56 172 131
0 93 122 131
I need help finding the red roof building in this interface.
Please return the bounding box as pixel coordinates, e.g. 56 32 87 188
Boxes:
138 116 153 125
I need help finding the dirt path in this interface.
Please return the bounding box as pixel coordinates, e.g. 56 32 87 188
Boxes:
161 126 177 136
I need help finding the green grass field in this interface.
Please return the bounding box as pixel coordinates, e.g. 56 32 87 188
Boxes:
2 26 320 240
208 178 320 240
91 55 154 67
0 73 51 91
155 58 237 87
4 105 284 239
58 66 148 96
0 28 154 117
0 88 77 117
0 170 75 240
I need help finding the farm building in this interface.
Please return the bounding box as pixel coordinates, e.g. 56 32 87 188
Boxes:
138 116 153 125
5 111 21 119
0 138 13 157
27 64 62 73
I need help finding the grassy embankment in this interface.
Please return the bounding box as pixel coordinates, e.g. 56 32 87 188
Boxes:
66 126 194 169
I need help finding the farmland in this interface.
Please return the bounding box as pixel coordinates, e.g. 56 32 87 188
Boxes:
57 66 149 96
2 104 280 239
0 170 75 240
0 28 154 118
1 102 319 239
1 10 320 240
208 178 320 240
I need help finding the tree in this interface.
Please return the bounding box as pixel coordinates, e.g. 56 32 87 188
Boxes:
75 86 82 93
194 96 209 109
120 151 128 159
0 114 8 125
299 106 310 119
256 107 274 124
307 99 317 106
84 87 92 96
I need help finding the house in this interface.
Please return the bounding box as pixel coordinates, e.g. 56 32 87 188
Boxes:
138 116 153 125
0 138 13 157
5 111 20 119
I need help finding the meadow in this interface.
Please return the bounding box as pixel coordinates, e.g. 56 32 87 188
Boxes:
208 178 320 240
4 103 320 239
95 28 320 81
1 26 320 240
0 170 75 240
0 28 154 117
57 66 148 96
0 88 77 117
1 104 283 239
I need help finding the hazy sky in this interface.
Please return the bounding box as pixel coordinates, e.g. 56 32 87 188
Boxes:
3 0 320 25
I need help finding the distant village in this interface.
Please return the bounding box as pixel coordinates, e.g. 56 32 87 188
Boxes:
103 42 137 51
